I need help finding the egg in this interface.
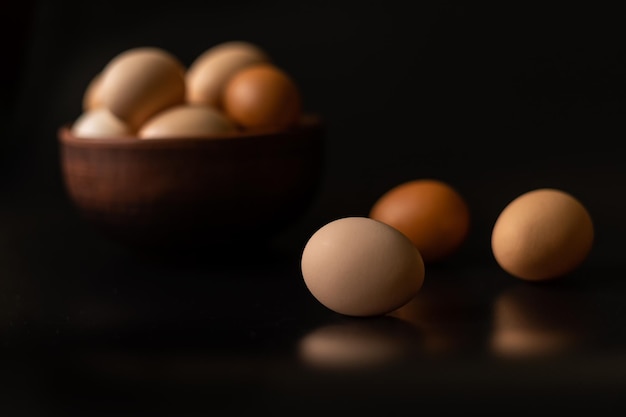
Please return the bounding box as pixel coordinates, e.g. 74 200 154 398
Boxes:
223 63 302 130
98 47 186 130
491 188 594 281
301 217 425 317
369 179 471 263
71 108 133 138
138 105 238 139
185 41 270 108
82 73 103 111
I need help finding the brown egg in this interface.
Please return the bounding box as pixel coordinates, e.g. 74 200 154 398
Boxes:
491 188 594 281
138 105 238 139
98 47 186 130
369 179 471 263
185 40 270 108
223 63 302 130
301 217 425 317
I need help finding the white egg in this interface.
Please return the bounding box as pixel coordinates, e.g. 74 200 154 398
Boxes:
71 108 132 138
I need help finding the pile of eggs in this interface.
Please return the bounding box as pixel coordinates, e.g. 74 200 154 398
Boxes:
71 41 302 139
301 180 594 317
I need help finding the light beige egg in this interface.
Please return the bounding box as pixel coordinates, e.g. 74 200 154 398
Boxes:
138 105 238 139
301 217 425 317
185 40 270 109
491 188 594 281
98 47 186 130
71 108 133 138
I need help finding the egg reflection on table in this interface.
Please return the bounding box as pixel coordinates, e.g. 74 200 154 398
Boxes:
490 284 587 358
298 317 422 370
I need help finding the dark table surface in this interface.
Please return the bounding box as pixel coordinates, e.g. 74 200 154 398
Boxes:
3 152 626 417
3 1 626 416
3 189 626 417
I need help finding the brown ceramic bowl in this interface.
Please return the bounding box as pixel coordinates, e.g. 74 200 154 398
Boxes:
58 114 325 251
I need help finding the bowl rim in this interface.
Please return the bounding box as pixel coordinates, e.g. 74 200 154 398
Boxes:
58 113 323 149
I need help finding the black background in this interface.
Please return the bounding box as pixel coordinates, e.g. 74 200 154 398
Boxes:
2 1 626 416
4 1 626 257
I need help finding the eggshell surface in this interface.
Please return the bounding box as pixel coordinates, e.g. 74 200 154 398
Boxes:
98 47 186 129
82 73 103 111
71 108 133 138
138 105 238 139
491 188 594 281
301 217 425 317
186 41 270 108
223 63 302 130
369 179 470 263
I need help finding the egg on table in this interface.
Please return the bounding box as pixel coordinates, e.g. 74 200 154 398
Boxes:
301 216 425 317
491 188 594 281
369 178 471 264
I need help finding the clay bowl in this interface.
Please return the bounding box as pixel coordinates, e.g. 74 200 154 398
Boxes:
58 114 325 252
